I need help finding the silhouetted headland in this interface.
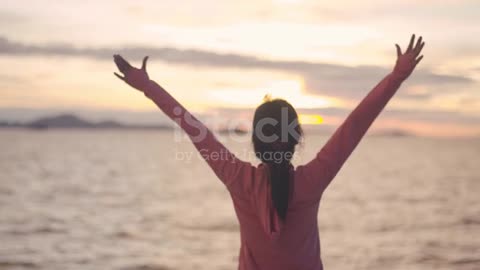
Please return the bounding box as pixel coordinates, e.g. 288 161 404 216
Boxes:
0 113 416 136
0 114 173 130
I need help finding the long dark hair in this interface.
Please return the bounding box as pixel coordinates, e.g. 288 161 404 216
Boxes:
252 98 303 221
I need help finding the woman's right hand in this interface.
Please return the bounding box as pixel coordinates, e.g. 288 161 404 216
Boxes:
113 55 150 91
393 34 425 81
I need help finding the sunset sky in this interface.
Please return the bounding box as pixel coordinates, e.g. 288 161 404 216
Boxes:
1 0 479 136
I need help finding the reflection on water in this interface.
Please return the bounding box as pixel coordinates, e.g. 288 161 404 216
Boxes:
0 130 479 270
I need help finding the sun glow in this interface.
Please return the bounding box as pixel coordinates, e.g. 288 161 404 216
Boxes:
208 79 336 109
298 114 324 125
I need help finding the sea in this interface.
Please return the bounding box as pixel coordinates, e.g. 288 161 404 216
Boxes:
0 129 479 270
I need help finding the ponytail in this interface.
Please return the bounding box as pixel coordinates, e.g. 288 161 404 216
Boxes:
268 161 290 221
252 98 303 222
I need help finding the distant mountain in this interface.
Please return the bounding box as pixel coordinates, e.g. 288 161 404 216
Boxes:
217 127 248 135
0 113 416 137
371 129 414 137
0 113 172 130
0 121 22 127
28 114 94 129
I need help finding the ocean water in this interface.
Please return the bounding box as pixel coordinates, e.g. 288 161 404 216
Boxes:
0 129 479 270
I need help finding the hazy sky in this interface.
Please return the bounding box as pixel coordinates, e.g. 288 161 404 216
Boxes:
1 0 479 136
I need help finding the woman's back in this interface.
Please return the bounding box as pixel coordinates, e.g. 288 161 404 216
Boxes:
229 163 323 270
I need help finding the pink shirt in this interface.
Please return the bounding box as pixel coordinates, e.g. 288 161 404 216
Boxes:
143 71 404 270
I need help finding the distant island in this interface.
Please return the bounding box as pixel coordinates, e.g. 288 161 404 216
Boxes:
0 114 251 135
370 129 413 137
0 113 414 137
0 114 174 130
217 127 249 135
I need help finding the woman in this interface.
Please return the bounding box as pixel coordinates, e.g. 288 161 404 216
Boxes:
113 34 425 270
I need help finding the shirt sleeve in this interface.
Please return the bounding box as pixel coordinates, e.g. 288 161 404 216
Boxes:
143 80 254 194
297 71 405 201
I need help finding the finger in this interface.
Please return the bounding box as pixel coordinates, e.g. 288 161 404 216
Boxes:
414 36 423 52
416 42 425 55
415 55 424 66
395 44 402 57
407 34 415 52
114 55 132 73
141 56 149 71
113 55 126 73
118 56 130 69
114 72 125 81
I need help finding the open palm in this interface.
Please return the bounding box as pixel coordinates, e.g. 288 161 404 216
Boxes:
394 34 425 80
113 54 150 91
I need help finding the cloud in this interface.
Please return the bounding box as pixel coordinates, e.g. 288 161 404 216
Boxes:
0 10 27 24
0 74 24 83
0 36 474 101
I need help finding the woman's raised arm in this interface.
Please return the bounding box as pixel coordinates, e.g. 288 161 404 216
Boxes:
113 55 254 194
297 34 425 200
